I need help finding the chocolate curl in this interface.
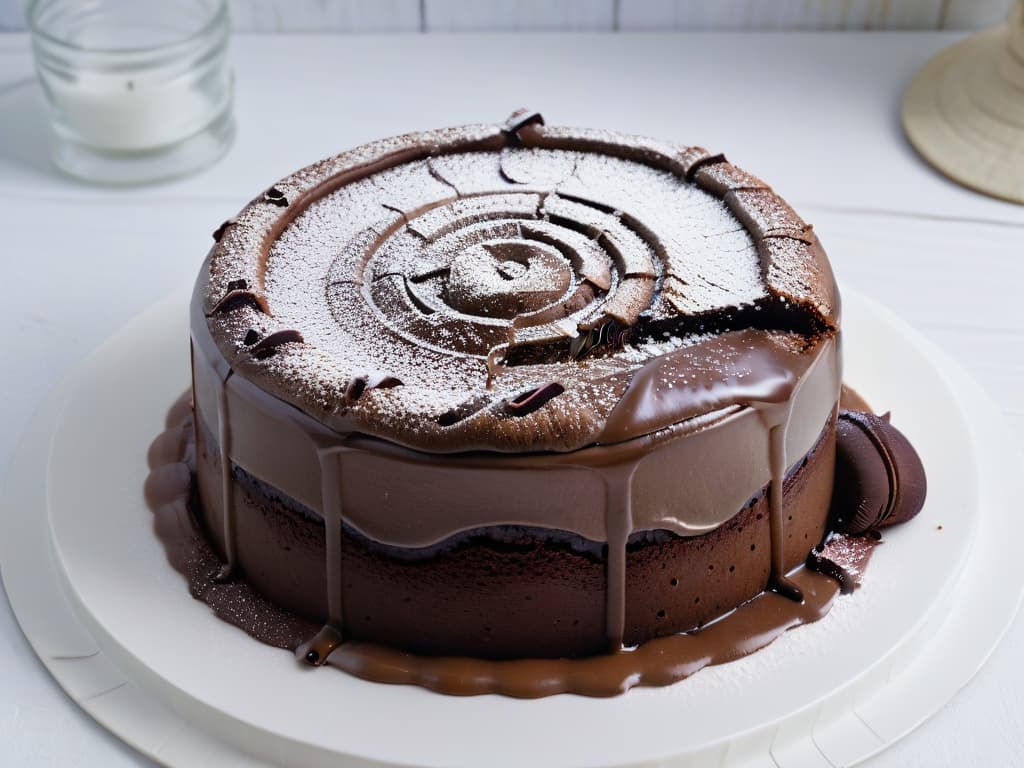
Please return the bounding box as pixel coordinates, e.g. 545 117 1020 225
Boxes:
436 393 493 427
250 329 304 360
505 382 565 417
344 372 403 405
831 410 927 534
208 289 269 316
570 319 634 359
805 550 856 595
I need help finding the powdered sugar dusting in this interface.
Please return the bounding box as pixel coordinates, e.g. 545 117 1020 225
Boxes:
201 122 835 452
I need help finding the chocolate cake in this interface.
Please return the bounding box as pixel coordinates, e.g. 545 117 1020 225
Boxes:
177 111 925 697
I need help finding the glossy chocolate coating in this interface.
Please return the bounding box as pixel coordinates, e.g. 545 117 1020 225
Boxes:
831 410 928 534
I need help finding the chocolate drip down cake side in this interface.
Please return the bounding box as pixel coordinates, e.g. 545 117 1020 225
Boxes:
159 111 928 697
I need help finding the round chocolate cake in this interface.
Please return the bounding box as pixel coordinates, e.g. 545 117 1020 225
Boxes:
183 110 904 696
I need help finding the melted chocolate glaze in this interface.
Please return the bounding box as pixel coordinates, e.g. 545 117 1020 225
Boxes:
192 308 839 650
147 397 846 696
148 391 908 697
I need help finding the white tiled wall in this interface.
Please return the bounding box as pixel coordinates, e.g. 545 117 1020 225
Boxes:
1 0 1016 32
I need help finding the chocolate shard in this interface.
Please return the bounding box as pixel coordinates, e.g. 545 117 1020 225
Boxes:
208 289 269 316
505 382 565 417
250 329 304 360
805 551 856 595
212 218 238 242
264 186 289 207
343 372 401 405
570 319 634 359
226 278 248 292
831 410 927 535
503 109 545 146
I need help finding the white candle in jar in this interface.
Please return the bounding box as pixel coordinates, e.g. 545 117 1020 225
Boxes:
46 68 222 152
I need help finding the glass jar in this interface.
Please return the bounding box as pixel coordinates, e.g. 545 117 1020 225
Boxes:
28 0 234 184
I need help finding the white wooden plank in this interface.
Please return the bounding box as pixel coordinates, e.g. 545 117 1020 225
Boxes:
865 0 944 29
619 0 947 30
227 0 421 33
424 0 615 31
2 0 1007 32
815 209 1024 336
0 0 24 31
943 0 1014 29
0 0 423 33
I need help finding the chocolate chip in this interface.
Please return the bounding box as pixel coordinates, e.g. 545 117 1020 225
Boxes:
805 551 856 595
264 186 289 207
831 410 927 535
505 382 565 417
207 289 268 316
227 278 248 292
212 218 237 242
250 329 304 360
437 411 461 428
345 376 367 404
243 329 260 346
369 374 402 390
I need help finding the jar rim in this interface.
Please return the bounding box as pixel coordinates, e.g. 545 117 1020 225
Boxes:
27 0 229 56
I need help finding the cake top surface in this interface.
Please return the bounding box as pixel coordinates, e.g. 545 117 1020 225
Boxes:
197 111 839 453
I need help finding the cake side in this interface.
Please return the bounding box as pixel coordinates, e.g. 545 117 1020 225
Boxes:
187 113 845 672
192 411 835 658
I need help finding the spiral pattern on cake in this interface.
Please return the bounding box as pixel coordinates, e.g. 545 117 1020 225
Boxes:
201 116 837 453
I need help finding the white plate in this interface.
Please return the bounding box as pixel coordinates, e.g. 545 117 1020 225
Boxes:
1 288 1021 768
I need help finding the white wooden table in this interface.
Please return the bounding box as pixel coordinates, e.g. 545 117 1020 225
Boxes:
1 31 1022 767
